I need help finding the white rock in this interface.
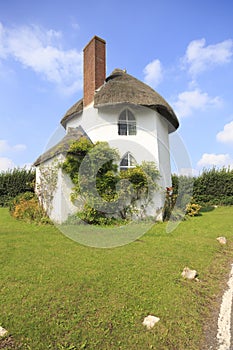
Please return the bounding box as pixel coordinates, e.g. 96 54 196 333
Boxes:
181 267 197 280
217 236 227 245
0 326 8 337
142 315 160 329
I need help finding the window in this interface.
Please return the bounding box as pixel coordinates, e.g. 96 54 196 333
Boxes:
120 152 137 171
118 109 136 135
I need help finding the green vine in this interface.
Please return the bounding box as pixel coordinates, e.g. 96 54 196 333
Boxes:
37 160 59 215
63 139 160 224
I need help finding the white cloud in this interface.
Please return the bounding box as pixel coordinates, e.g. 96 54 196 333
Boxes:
173 89 221 118
182 38 233 76
0 140 9 153
143 59 163 88
0 22 82 95
12 144 27 152
0 140 27 172
197 153 233 168
70 20 80 31
216 121 233 144
0 140 26 154
0 157 15 172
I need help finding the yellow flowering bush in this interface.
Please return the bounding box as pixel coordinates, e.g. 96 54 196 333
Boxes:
185 203 201 217
10 192 51 224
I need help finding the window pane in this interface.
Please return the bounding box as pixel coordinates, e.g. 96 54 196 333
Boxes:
119 111 127 121
118 109 137 136
129 154 137 166
120 153 137 171
127 110 135 121
120 155 129 166
128 122 136 135
118 123 127 135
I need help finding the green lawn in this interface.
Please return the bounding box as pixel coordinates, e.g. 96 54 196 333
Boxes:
0 207 233 349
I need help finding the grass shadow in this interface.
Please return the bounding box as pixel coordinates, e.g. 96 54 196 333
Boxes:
200 206 216 213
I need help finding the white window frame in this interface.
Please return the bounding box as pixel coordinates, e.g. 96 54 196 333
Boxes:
119 152 137 171
118 109 136 136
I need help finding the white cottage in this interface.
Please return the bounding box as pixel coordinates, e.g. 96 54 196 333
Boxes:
34 36 179 223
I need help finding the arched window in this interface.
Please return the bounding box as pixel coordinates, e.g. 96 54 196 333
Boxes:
119 152 137 171
118 109 136 135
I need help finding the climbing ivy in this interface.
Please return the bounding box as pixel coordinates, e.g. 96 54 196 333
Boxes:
37 160 59 215
63 139 160 224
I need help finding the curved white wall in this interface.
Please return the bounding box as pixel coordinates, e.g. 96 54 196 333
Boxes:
36 103 172 222
65 103 171 218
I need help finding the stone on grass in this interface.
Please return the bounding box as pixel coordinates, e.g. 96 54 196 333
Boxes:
181 267 198 280
0 326 8 337
142 315 160 329
217 237 227 245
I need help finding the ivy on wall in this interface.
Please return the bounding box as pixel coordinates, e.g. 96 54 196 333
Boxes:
37 160 59 215
63 138 160 224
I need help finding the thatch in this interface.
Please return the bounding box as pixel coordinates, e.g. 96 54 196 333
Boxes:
61 69 179 132
34 126 91 166
60 99 83 128
95 69 179 132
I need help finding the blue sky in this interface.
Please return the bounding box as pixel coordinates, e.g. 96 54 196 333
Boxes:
0 0 233 175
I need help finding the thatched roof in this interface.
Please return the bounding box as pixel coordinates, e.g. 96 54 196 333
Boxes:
61 99 83 128
61 69 179 132
34 126 91 166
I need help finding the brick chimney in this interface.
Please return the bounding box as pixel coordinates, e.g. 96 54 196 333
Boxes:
83 36 106 107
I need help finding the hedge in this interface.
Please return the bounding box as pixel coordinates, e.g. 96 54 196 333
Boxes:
172 167 233 207
0 168 35 207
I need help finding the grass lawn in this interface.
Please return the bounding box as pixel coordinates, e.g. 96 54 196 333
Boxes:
0 206 233 349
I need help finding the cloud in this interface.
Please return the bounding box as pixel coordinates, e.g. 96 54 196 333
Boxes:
197 153 233 168
0 140 9 153
0 140 27 172
0 22 82 95
0 157 15 172
143 59 163 88
0 140 26 154
182 38 233 76
173 89 221 118
216 121 233 144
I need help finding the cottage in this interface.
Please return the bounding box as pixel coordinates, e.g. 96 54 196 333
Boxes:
34 36 179 223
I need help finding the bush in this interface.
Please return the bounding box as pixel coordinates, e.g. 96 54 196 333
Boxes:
169 208 187 222
185 203 201 217
10 192 51 224
172 174 194 209
193 167 233 205
172 167 233 208
63 139 160 224
76 203 121 226
0 168 35 207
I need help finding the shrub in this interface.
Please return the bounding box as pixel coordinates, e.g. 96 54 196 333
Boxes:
76 203 122 226
172 174 194 209
10 192 51 224
169 208 187 222
185 203 201 217
0 168 35 207
193 167 233 205
162 188 177 221
63 139 160 224
172 168 233 208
